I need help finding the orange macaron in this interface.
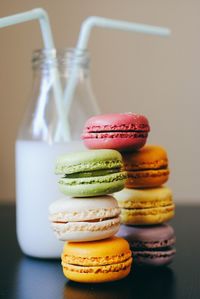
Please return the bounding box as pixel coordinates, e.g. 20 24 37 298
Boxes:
122 145 169 188
61 237 132 283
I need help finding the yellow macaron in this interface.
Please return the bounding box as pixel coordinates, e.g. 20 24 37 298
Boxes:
61 237 132 283
115 187 175 225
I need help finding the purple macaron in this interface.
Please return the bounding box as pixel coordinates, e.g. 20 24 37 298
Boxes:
117 224 176 266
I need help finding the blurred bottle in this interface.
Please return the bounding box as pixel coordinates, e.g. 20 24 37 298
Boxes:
15 48 99 258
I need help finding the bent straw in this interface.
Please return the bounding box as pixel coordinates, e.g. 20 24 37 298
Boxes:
63 16 171 117
0 8 70 141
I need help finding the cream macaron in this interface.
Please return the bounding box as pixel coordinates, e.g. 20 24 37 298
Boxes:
49 195 121 242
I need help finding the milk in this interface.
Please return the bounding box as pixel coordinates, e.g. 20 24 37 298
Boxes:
15 140 85 258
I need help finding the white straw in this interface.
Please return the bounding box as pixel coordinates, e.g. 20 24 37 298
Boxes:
63 16 171 118
0 8 70 141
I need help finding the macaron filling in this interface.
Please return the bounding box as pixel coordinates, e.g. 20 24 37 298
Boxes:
62 249 133 272
86 129 148 132
53 215 120 224
59 172 127 185
127 168 169 177
120 203 175 213
82 132 149 142
62 257 132 274
130 237 176 249
62 250 132 266
64 168 121 178
52 217 120 234
120 204 175 221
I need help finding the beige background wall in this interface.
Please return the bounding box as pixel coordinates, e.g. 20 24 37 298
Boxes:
0 1 199 203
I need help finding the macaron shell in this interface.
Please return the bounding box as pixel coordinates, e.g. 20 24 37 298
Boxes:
49 196 120 222
63 236 131 258
83 113 150 132
115 187 173 208
55 149 123 175
125 169 169 188
122 145 168 170
83 134 147 151
117 224 175 247
58 172 127 197
133 248 176 266
51 218 120 242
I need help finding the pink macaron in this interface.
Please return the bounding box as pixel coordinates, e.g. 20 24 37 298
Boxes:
82 113 150 152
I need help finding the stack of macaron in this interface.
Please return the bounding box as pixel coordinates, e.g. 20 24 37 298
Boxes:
115 145 176 266
83 113 176 267
49 149 132 283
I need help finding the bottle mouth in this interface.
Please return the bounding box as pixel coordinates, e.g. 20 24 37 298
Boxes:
32 48 90 70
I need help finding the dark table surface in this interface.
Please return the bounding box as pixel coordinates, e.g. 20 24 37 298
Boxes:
0 204 199 299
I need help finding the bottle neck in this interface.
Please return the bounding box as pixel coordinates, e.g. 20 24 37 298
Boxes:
32 48 90 79
17 48 98 143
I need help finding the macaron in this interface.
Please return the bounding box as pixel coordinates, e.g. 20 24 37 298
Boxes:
117 224 176 266
55 149 127 197
114 187 175 225
49 196 120 242
122 145 170 188
82 113 150 151
61 237 132 283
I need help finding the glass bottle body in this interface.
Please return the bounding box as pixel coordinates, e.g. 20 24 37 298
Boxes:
15 49 99 258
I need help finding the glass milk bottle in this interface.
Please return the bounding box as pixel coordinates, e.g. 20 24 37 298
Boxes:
15 49 99 258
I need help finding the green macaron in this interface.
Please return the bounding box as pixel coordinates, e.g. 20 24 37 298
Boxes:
55 149 127 197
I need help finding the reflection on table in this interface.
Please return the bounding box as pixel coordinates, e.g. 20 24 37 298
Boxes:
11 257 65 299
64 266 176 299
